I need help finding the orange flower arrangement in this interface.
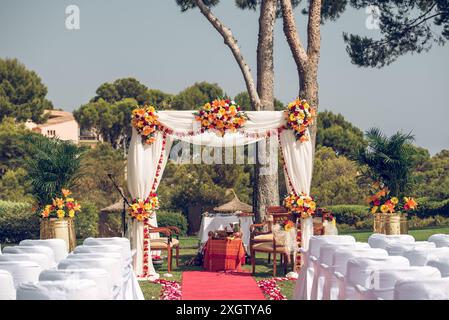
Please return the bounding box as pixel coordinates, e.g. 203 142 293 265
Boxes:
194 99 248 136
367 182 418 214
41 189 81 219
131 106 160 145
128 193 160 221
283 192 316 218
285 98 316 142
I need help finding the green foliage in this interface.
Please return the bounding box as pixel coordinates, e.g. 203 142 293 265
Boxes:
0 58 53 123
171 82 225 110
414 150 449 200
352 128 417 197
157 211 189 236
93 78 150 105
0 168 33 203
325 204 370 226
312 146 368 205
233 91 284 111
316 111 366 157
24 136 85 207
413 198 449 218
147 89 173 109
75 200 99 239
0 200 39 243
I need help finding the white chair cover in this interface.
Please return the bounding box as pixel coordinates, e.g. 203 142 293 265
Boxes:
368 234 415 249
394 278 449 300
17 280 98 300
0 270 16 300
58 257 122 299
385 241 436 256
0 253 51 270
0 261 41 288
427 257 449 277
39 268 113 300
428 234 449 248
344 256 410 300
293 235 355 300
83 237 132 261
2 245 56 268
403 247 449 266
19 239 68 263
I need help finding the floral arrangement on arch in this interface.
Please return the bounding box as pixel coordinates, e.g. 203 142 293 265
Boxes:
284 98 316 142
41 189 81 219
131 105 160 145
367 181 417 215
128 193 160 221
283 191 316 218
194 99 248 136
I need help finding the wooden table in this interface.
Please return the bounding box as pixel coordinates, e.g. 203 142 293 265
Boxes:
203 238 246 272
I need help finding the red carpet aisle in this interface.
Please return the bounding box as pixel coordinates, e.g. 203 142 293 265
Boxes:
181 271 266 300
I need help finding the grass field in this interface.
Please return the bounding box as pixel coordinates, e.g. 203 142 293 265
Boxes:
139 226 449 300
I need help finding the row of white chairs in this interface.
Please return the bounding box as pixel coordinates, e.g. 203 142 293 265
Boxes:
293 233 449 300
0 237 144 300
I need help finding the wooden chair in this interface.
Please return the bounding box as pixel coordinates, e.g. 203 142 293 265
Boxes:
147 224 181 272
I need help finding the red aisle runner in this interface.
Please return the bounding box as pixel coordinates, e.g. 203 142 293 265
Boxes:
181 271 265 300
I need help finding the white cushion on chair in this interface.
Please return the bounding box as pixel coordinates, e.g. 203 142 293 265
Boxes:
403 247 449 266
394 278 449 300
0 261 41 288
0 253 51 270
39 268 113 300
385 241 436 256
428 234 449 248
19 239 68 263
0 270 16 300
17 280 98 300
2 246 56 268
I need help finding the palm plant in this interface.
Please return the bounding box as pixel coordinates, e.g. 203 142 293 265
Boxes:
352 128 416 198
24 135 85 207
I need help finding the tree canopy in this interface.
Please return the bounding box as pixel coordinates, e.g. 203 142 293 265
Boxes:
0 58 53 123
171 82 225 110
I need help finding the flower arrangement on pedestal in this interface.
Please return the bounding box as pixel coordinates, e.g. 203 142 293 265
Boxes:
128 193 159 221
194 99 248 136
283 192 317 218
40 189 81 219
367 182 417 215
131 105 160 145
284 98 316 142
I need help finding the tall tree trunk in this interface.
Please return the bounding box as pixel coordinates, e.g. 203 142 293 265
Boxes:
254 0 279 223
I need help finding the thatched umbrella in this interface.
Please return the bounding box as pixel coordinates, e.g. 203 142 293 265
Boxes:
213 189 252 214
99 199 128 237
100 199 128 214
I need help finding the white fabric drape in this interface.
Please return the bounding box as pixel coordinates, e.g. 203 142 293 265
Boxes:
127 110 313 276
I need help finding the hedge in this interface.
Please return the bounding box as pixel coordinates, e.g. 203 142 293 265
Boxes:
157 211 188 236
75 200 99 239
0 200 39 243
413 198 449 218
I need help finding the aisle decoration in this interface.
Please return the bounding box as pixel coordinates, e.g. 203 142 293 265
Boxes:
128 193 159 221
194 99 248 136
283 192 316 218
367 182 418 214
41 189 81 219
284 98 316 142
131 105 160 145
151 279 182 300
257 277 294 300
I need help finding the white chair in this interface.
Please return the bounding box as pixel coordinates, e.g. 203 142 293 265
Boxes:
39 268 113 300
324 247 388 300
2 245 56 268
343 256 410 300
58 257 122 299
0 261 41 288
73 245 126 270
385 241 436 256
394 278 449 300
0 270 16 300
427 257 449 277
403 247 449 266
0 253 51 270
368 233 415 249
83 237 132 261
428 234 449 248
19 239 68 263
355 266 441 300
16 280 98 300
311 242 369 300
293 235 355 300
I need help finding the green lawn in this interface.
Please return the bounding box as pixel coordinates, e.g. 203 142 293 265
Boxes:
140 226 449 300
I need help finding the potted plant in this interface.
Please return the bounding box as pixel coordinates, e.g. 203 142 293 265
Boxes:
352 128 418 234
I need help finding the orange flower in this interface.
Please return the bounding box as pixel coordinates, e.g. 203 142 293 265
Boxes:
142 126 155 136
62 189 71 197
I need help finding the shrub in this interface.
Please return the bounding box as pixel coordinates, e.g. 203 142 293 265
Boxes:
75 200 99 239
325 205 370 227
413 198 449 218
156 211 188 236
0 200 39 243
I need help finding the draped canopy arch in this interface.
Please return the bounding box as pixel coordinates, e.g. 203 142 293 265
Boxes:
127 110 313 278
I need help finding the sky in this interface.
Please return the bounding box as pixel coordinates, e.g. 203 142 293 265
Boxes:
0 0 448 154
